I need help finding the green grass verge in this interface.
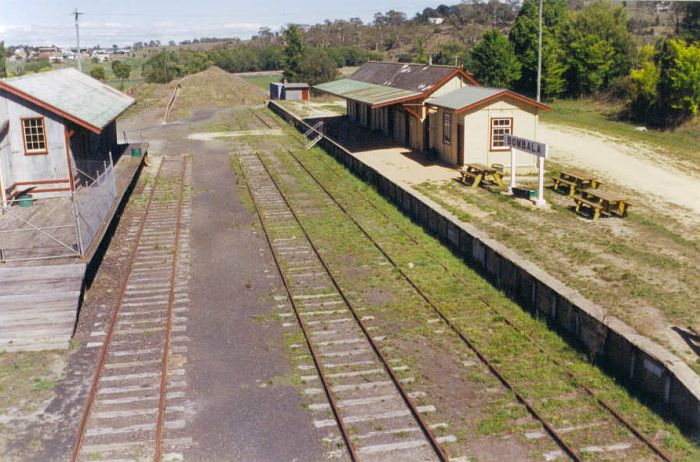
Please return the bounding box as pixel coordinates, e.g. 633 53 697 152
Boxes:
241 74 282 92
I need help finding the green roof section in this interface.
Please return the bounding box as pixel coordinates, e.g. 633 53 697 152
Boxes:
426 86 505 110
2 68 135 131
427 85 550 112
314 78 421 106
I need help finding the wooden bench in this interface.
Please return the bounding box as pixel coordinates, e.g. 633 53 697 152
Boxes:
552 177 578 196
573 196 607 220
459 163 503 190
553 170 603 198
573 189 632 221
460 170 482 189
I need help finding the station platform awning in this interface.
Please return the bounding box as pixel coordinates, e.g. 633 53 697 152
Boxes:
314 79 422 108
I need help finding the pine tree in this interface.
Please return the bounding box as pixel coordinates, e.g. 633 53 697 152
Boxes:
470 30 521 88
283 25 305 82
508 0 568 98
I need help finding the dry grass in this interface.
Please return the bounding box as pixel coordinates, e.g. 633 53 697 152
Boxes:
416 172 700 372
171 67 266 118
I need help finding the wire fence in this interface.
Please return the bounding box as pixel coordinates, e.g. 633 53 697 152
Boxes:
0 157 116 263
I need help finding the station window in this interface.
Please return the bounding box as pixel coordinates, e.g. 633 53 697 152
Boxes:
490 117 512 150
21 117 48 155
443 112 451 145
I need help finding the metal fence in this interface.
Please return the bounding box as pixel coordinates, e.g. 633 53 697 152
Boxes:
0 157 116 263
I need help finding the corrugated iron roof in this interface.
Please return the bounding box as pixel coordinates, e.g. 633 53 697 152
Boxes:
314 78 421 106
349 62 457 93
427 86 550 112
1 68 135 132
427 86 505 110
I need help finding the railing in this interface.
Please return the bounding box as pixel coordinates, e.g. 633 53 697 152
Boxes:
75 159 117 252
0 157 116 263
304 121 324 150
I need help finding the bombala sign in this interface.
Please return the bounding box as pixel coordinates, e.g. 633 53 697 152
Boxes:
504 134 547 159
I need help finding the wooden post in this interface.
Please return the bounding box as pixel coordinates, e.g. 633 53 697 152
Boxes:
534 149 547 207
509 146 516 193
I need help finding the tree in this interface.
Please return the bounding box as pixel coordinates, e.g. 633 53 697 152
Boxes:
629 45 660 117
282 25 305 82
662 40 700 116
433 42 469 67
414 36 428 64
628 40 700 125
112 60 132 88
0 42 6 78
562 1 634 95
298 49 338 85
509 0 569 98
678 4 700 42
470 30 521 88
90 65 106 81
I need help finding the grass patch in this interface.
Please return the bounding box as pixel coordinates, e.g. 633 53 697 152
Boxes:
541 98 700 170
240 74 282 92
0 351 64 415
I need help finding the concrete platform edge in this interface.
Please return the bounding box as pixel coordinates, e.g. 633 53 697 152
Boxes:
269 100 700 431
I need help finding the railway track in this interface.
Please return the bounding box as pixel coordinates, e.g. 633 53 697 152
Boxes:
72 155 192 462
237 152 464 462
287 150 671 461
245 108 674 461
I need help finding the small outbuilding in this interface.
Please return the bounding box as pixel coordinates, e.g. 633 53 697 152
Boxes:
0 68 134 204
269 82 310 101
426 86 551 171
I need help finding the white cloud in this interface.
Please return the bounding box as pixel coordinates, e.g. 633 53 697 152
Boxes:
0 20 268 47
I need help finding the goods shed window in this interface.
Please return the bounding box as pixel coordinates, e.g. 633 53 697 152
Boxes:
443 112 451 145
490 117 512 151
22 117 48 155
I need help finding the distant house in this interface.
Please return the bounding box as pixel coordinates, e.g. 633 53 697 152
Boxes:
428 17 444 25
315 61 478 152
270 82 310 101
426 86 551 169
91 50 111 63
36 47 60 60
0 68 134 204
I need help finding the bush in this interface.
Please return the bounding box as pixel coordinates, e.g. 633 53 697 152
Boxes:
89 65 106 81
628 39 700 126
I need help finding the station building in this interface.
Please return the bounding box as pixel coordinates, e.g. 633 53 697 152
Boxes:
315 62 478 153
315 62 550 171
426 86 551 170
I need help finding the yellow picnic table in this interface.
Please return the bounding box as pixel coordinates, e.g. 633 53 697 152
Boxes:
574 188 632 220
553 169 603 197
460 163 504 190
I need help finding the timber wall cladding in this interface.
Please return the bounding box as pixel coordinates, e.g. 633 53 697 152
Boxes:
268 101 700 431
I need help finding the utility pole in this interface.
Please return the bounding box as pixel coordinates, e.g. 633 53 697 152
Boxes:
536 0 543 103
72 8 84 72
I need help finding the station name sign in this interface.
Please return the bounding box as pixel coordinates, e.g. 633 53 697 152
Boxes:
504 134 547 159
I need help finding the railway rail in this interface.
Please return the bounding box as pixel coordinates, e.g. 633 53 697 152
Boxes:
237 152 463 461
72 155 192 462
282 149 672 462
245 107 674 461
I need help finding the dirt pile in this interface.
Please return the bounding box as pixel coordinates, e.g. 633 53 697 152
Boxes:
171 67 266 117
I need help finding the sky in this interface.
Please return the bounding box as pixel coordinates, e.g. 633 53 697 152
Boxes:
0 0 437 47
